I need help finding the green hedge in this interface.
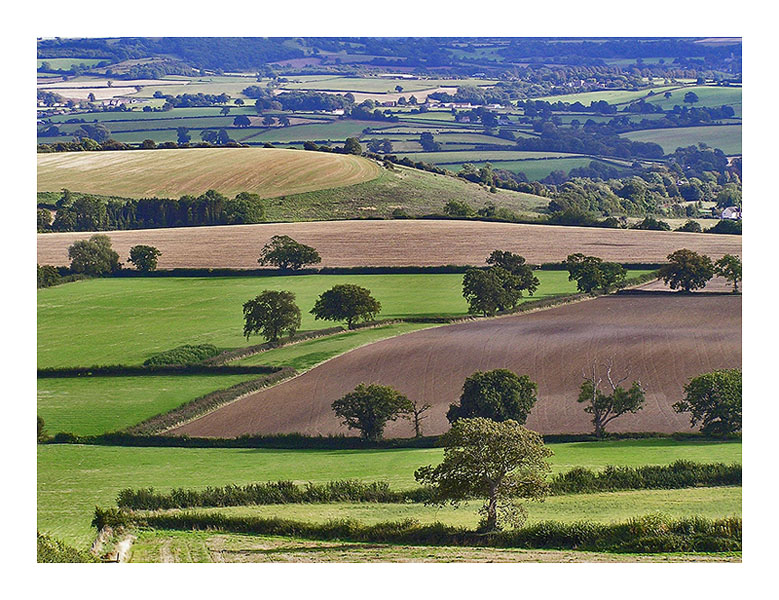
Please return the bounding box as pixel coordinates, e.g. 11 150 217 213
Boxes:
97 509 740 554
143 344 222 366
37 532 99 563
37 364 283 378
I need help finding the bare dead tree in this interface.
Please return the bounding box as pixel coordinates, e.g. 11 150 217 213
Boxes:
577 359 645 438
406 399 433 438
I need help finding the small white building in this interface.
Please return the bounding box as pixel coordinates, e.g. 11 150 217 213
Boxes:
721 206 742 220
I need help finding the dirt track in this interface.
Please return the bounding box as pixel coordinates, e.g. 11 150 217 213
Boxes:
171 293 742 438
36 220 742 269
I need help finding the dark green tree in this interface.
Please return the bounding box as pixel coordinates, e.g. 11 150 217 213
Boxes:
128 245 162 272
715 254 742 293
242 290 301 342
486 251 540 295
176 127 191 145
331 383 412 441
311 284 381 329
37 265 61 288
577 361 645 438
462 267 528 316
37 208 52 231
684 91 699 105
659 249 714 292
233 115 251 128
37 416 47 442
258 235 321 271
344 137 362 155
447 369 538 425
563 253 626 294
225 192 265 224
415 417 552 531
443 200 473 217
67 234 120 276
673 369 741 437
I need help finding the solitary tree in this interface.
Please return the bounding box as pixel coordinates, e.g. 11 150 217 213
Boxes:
415 417 552 531
486 251 540 295
577 361 645 438
405 399 433 438
715 254 742 293
242 290 301 342
128 245 162 272
673 369 742 437
331 383 412 441
225 192 265 224
258 235 321 271
37 416 47 443
233 115 251 128
344 137 362 155
659 249 714 292
176 127 191 145
68 234 120 276
683 91 699 105
311 284 381 329
447 369 538 425
564 253 626 294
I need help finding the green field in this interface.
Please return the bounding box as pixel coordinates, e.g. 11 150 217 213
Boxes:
533 86 679 106
190 485 742 527
37 272 581 368
621 124 741 154
37 374 261 436
280 76 495 93
37 439 742 547
37 58 107 70
396 150 576 164
645 85 742 115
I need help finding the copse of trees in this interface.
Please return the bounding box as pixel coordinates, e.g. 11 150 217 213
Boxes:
311 284 381 330
447 369 538 425
673 369 741 437
331 383 412 442
415 417 552 531
128 245 161 272
258 235 321 271
659 249 714 292
242 290 302 342
67 234 120 276
563 253 626 294
577 361 645 438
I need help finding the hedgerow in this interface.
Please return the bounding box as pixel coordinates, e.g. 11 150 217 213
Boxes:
102 509 740 553
37 364 283 378
37 531 99 563
143 344 222 366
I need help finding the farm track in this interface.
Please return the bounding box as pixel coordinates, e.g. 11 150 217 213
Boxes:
36 219 742 268
170 292 741 438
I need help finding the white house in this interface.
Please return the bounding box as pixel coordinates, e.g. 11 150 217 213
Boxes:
721 206 742 220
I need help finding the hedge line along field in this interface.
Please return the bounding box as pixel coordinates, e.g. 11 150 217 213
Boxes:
172 292 741 438
37 439 742 547
37 374 263 436
36 271 587 368
37 148 381 200
621 124 742 155
36 220 742 269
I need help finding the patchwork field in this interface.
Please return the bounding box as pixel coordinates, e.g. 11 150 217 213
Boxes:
171 293 741 438
37 148 381 199
36 272 583 368
37 439 742 547
622 124 742 155
36 219 742 269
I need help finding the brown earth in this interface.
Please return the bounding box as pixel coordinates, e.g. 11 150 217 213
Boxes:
36 220 742 269
171 292 742 438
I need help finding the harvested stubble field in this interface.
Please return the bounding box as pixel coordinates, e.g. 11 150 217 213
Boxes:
172 292 741 438
36 148 381 200
36 219 742 269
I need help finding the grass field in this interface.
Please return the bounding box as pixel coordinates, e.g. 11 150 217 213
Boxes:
279 77 496 93
395 150 577 163
37 374 261 436
37 439 742 547
37 58 107 70
127 529 739 562
621 124 741 154
37 272 580 368
37 148 381 199
533 86 679 106
645 85 742 115
187 486 742 527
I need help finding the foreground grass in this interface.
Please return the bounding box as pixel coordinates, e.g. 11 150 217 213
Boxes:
37 374 261 436
128 529 740 563
190 486 741 528
37 439 741 548
37 271 586 368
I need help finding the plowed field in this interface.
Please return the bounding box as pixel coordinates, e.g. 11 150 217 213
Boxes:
36 220 742 268
171 292 742 438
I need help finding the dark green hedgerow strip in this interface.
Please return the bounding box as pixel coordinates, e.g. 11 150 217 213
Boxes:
94 509 741 554
114 461 741 511
118 367 297 435
37 532 100 563
37 364 284 378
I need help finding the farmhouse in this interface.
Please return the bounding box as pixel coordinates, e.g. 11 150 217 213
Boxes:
721 206 742 220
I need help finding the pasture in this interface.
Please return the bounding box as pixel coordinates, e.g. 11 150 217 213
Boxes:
37 148 381 199
37 271 581 368
37 219 743 270
37 439 742 547
37 374 261 436
622 124 741 155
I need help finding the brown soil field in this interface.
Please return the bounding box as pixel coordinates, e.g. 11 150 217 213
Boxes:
36 220 742 269
171 292 741 438
37 148 381 200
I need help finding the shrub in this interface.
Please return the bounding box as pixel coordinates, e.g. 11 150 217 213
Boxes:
37 532 99 563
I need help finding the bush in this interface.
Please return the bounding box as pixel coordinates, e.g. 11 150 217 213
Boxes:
37 532 99 563
37 264 61 288
706 219 742 235
143 344 221 366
